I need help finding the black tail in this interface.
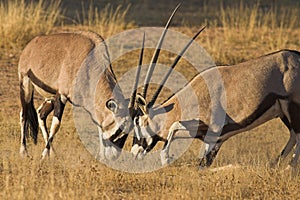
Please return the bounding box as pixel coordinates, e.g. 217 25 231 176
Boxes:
20 81 38 144
27 93 38 144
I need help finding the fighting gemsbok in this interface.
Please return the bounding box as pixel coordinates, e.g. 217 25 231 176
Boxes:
18 30 136 160
132 48 300 173
18 4 188 160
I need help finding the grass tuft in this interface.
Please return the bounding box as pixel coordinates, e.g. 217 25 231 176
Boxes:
194 2 300 65
76 3 134 37
0 0 61 56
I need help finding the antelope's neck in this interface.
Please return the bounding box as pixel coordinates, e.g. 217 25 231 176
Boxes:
152 96 182 139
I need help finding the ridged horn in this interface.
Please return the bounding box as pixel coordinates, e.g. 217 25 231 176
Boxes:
129 32 146 112
141 3 181 99
147 25 206 108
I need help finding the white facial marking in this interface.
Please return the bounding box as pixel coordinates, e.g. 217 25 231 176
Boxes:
104 146 120 161
98 126 122 161
140 127 150 139
146 137 153 146
131 144 144 158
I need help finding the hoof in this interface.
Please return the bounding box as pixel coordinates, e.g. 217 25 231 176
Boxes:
160 150 172 166
161 158 172 166
20 146 28 158
41 148 49 160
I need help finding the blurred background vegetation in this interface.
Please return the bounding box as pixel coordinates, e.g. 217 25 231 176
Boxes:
1 0 300 63
1 1 300 199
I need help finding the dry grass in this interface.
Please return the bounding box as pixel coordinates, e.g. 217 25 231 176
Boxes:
0 0 61 57
1 0 300 199
75 3 135 37
195 2 300 64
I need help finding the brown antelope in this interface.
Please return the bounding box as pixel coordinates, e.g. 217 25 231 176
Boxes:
18 30 137 160
132 48 300 173
18 4 183 160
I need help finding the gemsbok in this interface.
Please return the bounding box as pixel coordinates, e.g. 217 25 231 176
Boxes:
18 4 186 160
131 48 300 173
18 30 136 160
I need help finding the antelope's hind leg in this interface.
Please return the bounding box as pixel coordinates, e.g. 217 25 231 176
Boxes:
271 115 296 167
37 99 55 156
41 94 66 159
199 142 223 169
286 102 300 175
290 134 300 175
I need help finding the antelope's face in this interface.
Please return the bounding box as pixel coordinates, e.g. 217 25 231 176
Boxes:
131 95 157 159
96 96 133 161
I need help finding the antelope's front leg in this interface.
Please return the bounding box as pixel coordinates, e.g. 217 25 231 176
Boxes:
37 99 54 144
199 142 223 169
160 121 185 165
41 94 66 159
160 139 173 166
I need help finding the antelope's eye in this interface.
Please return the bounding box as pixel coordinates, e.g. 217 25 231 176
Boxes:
106 99 118 113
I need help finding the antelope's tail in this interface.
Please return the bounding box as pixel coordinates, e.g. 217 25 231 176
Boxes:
20 76 38 144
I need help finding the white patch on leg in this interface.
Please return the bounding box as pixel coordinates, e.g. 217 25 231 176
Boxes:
199 143 209 159
41 116 60 159
41 148 49 159
60 94 68 104
104 146 121 161
19 145 27 157
160 149 171 166
37 102 49 144
49 116 60 136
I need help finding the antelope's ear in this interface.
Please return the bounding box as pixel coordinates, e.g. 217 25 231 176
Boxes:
136 93 148 114
106 99 118 113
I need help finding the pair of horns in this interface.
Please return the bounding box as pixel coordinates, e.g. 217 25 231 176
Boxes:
128 3 206 112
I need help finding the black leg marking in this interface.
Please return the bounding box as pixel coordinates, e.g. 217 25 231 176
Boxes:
287 102 300 170
39 100 54 122
271 116 296 168
41 94 66 159
38 100 54 141
53 94 65 121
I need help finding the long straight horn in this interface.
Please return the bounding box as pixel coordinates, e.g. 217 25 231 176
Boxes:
129 32 146 111
148 26 206 108
141 3 181 99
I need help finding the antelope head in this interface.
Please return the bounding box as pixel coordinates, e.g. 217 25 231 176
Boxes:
131 25 207 159
94 66 139 160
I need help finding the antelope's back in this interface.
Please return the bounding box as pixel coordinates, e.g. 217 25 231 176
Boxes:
174 50 300 124
18 31 103 97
